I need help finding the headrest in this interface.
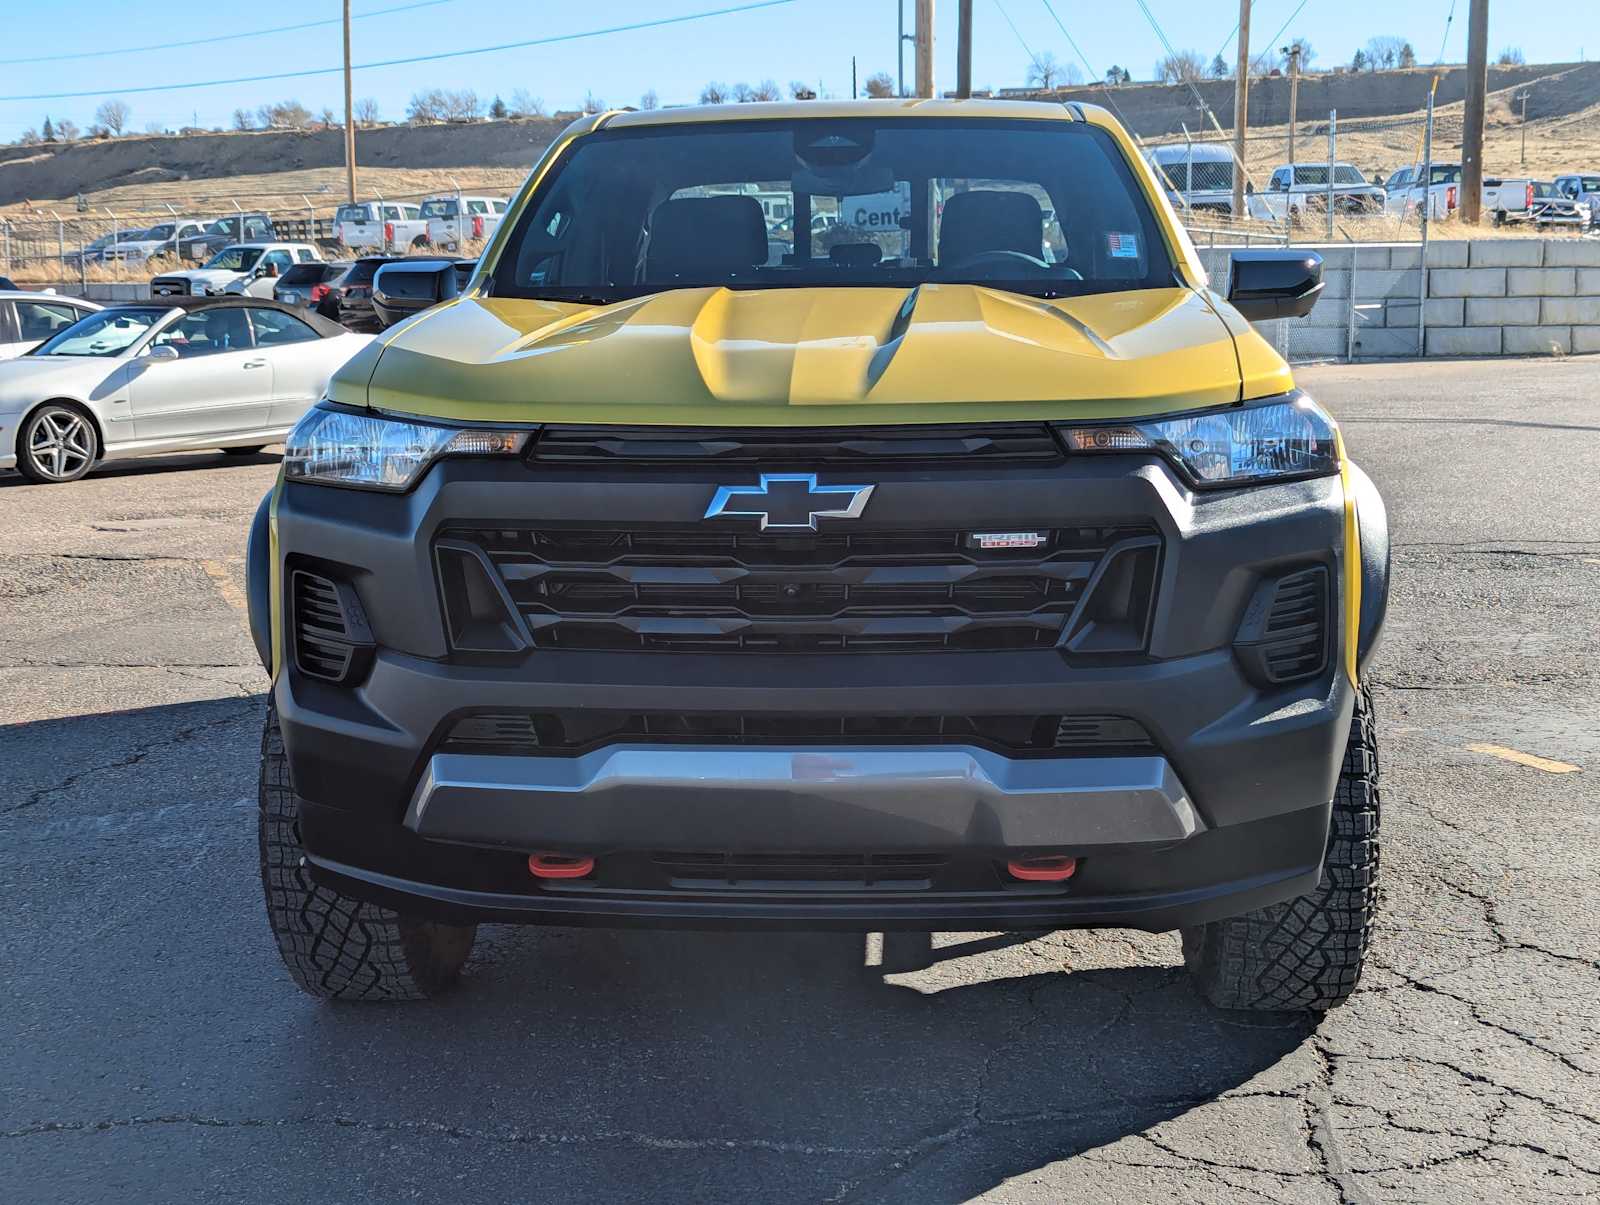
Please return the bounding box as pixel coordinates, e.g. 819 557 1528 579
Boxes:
938 190 1044 266
646 195 768 280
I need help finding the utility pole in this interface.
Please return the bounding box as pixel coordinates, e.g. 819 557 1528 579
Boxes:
852 55 858 99
898 0 905 97
956 0 972 98
1460 0 1489 223
1518 91 1529 166
915 0 935 98
342 0 356 204
1283 43 1301 167
1231 0 1251 218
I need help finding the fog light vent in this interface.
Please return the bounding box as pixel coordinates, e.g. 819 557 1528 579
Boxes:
1235 566 1330 686
291 570 373 683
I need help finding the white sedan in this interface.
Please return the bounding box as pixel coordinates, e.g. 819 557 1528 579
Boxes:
0 291 101 359
0 297 371 484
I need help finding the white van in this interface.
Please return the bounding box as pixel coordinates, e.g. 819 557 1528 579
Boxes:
1147 144 1237 216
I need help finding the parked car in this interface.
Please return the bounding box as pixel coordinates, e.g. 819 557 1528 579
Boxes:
151 243 321 298
1247 163 1385 223
313 254 457 330
1147 143 1238 215
180 213 277 262
420 195 508 249
1553 173 1600 229
1383 163 1461 221
101 218 209 264
1529 180 1589 229
333 201 429 250
274 261 351 310
248 99 1389 1016
0 291 101 358
71 229 147 267
0 297 371 484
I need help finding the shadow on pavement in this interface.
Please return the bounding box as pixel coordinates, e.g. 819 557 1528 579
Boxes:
4 694 1310 1203
0 447 280 488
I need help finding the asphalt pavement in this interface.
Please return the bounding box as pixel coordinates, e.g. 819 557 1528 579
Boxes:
3 357 1598 1203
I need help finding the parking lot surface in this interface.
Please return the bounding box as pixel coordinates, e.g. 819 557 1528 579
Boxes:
3 357 1598 1203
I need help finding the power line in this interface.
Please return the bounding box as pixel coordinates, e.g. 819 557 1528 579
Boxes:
1434 0 1459 64
990 0 1038 64
1037 0 1097 84
0 0 799 103
0 1 458 67
1258 0 1314 66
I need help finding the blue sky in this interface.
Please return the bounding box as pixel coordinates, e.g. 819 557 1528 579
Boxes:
0 0 1590 140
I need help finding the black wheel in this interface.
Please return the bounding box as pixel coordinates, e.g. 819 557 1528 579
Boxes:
221 445 268 457
410 235 430 249
259 706 476 1001
16 401 97 483
1181 685 1380 1012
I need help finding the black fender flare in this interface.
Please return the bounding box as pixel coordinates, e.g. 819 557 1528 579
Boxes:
246 489 273 673
1348 462 1390 675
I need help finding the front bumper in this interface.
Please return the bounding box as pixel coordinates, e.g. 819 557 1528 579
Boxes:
267 448 1369 931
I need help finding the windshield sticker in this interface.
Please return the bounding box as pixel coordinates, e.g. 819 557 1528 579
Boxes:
1107 232 1139 259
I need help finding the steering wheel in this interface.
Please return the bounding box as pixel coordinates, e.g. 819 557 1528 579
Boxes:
935 248 1059 278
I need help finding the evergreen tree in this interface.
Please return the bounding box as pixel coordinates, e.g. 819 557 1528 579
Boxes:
489 95 508 120
42 115 55 142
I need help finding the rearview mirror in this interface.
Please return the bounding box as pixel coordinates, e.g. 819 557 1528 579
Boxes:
145 344 180 362
371 259 463 327
1227 249 1324 322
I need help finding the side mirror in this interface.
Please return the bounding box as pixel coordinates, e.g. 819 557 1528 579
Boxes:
1227 249 1324 322
146 344 180 362
371 259 462 327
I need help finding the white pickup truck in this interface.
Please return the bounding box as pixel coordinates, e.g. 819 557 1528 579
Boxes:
420 195 508 249
333 201 429 251
1246 163 1386 224
1553 173 1600 229
150 243 321 298
1481 177 1536 225
1383 163 1461 222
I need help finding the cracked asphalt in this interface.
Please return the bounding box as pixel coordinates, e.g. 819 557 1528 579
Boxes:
3 357 1598 1203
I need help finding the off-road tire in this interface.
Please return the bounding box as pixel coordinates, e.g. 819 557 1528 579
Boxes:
258 706 476 1001
221 445 268 457
1181 685 1380 1012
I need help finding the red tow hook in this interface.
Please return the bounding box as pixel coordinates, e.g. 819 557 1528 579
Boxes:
1006 855 1079 882
528 852 595 879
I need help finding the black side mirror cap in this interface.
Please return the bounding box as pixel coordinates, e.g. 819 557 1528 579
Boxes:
1226 248 1324 322
371 259 463 327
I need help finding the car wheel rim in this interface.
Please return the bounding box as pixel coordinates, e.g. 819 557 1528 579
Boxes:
29 409 92 480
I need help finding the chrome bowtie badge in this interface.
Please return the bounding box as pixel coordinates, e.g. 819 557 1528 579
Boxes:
703 474 875 531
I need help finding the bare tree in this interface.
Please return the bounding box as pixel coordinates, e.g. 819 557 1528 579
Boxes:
700 81 730 104
582 91 605 114
863 71 896 98
1496 46 1525 66
257 100 313 129
1364 36 1405 71
144 121 166 135
440 89 483 121
1285 38 1316 70
95 98 131 136
232 107 254 131
789 80 817 99
408 89 448 123
1105 65 1131 86
57 118 79 141
1155 49 1207 84
17 128 38 145
508 89 546 118
639 89 659 110
319 106 338 128
1027 52 1071 89
354 97 380 126
748 79 781 101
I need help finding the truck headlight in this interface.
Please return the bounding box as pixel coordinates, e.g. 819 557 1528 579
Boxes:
1058 394 1339 486
283 406 529 491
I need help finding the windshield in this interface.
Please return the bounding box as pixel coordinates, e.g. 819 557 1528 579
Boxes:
203 218 237 235
490 118 1173 303
420 199 458 218
336 205 369 223
141 223 175 240
1580 177 1600 192
32 308 166 357
1290 166 1366 186
203 246 263 272
1533 182 1561 198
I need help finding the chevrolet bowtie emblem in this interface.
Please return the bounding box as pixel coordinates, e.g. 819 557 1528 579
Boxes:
703 474 876 531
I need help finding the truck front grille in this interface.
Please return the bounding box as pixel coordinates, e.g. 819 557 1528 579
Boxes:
439 525 1159 654
439 709 1156 757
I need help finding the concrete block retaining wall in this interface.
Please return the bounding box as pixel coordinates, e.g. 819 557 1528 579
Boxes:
1199 239 1600 360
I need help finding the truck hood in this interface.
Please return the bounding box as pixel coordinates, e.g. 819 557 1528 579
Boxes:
340 284 1285 426
158 268 242 287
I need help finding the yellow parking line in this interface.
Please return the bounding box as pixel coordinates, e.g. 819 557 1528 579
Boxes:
1466 743 1581 774
200 559 248 613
